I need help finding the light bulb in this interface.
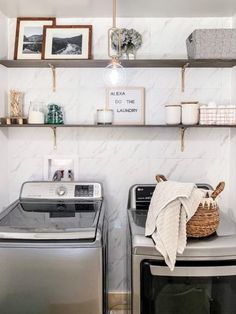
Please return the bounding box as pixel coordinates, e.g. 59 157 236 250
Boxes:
103 61 126 86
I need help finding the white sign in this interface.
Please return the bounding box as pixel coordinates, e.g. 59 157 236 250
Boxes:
106 87 145 125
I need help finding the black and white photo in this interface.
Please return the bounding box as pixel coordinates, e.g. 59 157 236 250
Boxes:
42 25 92 60
14 18 55 60
52 33 83 55
22 27 43 54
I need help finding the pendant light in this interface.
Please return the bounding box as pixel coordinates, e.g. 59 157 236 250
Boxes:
103 0 126 86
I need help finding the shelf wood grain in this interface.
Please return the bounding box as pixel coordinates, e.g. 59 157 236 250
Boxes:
1 59 236 68
0 124 236 128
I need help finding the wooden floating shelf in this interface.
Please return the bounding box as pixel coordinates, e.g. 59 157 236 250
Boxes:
0 124 236 128
1 59 236 68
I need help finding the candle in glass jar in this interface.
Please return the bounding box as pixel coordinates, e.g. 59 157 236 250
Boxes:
28 101 45 124
97 109 113 125
28 111 45 124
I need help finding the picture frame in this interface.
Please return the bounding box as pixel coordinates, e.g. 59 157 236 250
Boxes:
106 87 145 125
42 25 92 60
14 17 56 60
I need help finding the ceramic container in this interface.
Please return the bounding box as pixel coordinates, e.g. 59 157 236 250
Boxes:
165 105 181 125
181 102 200 125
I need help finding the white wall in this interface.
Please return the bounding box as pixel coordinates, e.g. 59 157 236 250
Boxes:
0 11 9 208
2 16 235 291
229 14 236 220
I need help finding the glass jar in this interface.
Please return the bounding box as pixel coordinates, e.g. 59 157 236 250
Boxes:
97 109 113 125
46 104 64 125
28 102 45 124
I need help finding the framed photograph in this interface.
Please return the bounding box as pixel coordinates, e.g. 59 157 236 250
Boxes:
42 25 92 59
106 87 145 125
14 17 56 60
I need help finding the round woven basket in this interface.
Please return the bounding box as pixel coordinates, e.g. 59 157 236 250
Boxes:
186 201 220 238
155 174 225 238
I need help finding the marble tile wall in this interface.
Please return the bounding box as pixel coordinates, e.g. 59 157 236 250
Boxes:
0 10 9 206
2 16 235 291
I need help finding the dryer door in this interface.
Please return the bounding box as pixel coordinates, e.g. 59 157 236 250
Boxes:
141 260 236 314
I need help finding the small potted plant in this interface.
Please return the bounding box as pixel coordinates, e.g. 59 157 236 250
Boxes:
111 28 142 59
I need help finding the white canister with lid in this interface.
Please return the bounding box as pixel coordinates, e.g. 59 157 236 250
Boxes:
181 102 200 125
165 105 181 125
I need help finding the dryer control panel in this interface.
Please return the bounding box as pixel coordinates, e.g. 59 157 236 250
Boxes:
20 182 102 200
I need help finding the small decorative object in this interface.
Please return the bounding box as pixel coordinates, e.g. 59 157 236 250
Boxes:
111 28 142 59
9 90 23 117
47 104 64 124
181 101 199 125
165 105 181 125
5 90 25 124
186 29 236 59
97 109 114 125
106 87 145 125
14 17 56 60
28 102 45 124
42 25 92 60
187 182 225 238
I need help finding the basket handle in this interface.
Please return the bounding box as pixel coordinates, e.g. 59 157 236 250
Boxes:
156 174 168 183
211 182 225 200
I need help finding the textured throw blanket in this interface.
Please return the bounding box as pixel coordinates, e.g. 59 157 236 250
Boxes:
145 181 204 270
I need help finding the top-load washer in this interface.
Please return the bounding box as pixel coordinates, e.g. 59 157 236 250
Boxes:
128 184 236 314
0 181 107 314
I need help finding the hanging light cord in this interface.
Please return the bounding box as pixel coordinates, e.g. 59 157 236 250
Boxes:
113 0 116 28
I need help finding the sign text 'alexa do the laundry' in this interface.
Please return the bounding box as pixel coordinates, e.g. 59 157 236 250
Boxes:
106 87 145 125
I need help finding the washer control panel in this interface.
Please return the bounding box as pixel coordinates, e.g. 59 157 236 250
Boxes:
20 182 102 200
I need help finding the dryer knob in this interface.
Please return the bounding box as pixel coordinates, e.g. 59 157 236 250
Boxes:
56 186 67 196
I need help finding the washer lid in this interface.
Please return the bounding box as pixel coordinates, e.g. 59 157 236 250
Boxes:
0 200 102 240
128 210 236 258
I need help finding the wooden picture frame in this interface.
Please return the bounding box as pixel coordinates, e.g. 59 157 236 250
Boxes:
42 25 92 60
106 87 145 125
14 17 56 60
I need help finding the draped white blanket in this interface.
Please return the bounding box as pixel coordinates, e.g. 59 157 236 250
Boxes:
145 181 204 270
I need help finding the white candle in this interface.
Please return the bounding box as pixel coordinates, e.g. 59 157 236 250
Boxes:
28 111 45 124
97 109 113 124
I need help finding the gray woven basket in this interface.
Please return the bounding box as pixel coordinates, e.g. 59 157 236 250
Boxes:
186 29 236 59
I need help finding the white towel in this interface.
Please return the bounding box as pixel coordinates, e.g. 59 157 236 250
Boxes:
145 181 205 270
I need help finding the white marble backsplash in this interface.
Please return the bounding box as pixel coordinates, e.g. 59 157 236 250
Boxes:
7 17 232 59
0 16 235 291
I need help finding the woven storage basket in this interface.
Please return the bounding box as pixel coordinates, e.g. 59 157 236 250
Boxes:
186 29 236 59
155 175 225 238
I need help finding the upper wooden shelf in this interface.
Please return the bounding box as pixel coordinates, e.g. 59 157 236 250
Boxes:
1 59 236 68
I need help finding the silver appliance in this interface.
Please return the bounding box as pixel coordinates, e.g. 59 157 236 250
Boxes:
128 184 236 314
0 181 107 314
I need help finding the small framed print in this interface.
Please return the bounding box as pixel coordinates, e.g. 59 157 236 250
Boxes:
106 87 145 125
14 17 56 60
42 25 92 59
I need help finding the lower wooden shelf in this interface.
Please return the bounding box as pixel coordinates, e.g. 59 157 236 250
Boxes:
0 123 236 128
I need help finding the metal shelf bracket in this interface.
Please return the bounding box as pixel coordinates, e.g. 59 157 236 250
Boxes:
48 63 56 92
180 127 187 152
181 62 189 93
51 126 57 150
